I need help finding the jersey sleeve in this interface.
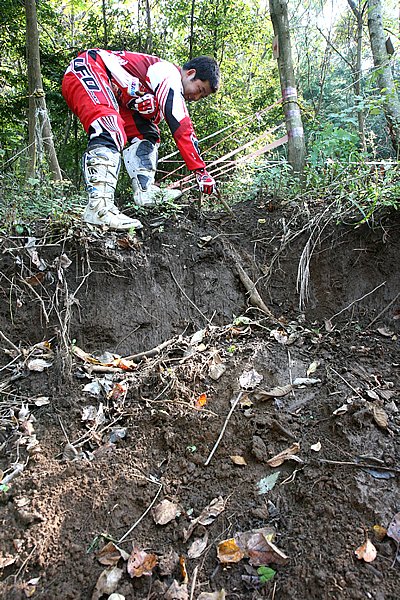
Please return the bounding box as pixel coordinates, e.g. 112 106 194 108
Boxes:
98 50 140 98
146 61 206 171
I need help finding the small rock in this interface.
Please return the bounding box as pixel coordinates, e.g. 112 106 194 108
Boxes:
252 435 268 462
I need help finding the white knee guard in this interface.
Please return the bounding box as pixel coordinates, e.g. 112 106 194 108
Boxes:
123 139 161 206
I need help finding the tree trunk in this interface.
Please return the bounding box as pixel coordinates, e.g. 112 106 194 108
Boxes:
144 0 152 54
269 0 305 174
189 0 195 59
348 0 367 152
25 0 62 180
367 0 400 153
102 0 108 47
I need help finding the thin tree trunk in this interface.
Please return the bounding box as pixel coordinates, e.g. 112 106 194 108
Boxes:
367 0 400 153
144 0 152 54
348 0 367 152
25 0 62 181
189 0 195 59
102 0 108 47
269 0 305 174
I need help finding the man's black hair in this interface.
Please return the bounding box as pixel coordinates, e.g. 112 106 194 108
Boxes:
182 56 220 92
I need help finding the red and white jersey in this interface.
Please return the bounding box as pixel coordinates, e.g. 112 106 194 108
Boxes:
96 50 205 171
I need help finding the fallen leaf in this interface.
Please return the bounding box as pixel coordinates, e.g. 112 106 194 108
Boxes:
324 319 334 332
209 363 227 381
198 591 226 600
153 499 179 525
96 542 129 566
27 358 52 372
217 538 245 563
21 577 40 598
270 329 297 345
197 496 226 526
184 496 226 541
377 326 394 337
34 396 50 406
245 535 288 566
91 567 123 600
239 394 253 408
112 357 136 371
307 361 320 376
355 539 377 563
266 443 300 467
372 406 389 428
195 393 207 410
117 237 135 250
239 369 263 390
108 382 128 401
191 329 205 345
256 472 280 495
372 525 387 542
257 566 276 583
292 377 321 386
188 532 208 559
165 580 188 600
24 272 45 287
310 441 322 452
230 455 247 466
179 555 188 583
387 512 400 543
72 345 101 365
235 527 279 567
333 403 348 416
0 554 17 568
366 390 380 401
253 384 293 400
127 547 157 578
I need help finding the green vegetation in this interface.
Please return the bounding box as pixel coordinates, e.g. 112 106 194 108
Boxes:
1 0 399 231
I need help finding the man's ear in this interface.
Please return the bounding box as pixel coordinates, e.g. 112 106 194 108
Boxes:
186 68 196 80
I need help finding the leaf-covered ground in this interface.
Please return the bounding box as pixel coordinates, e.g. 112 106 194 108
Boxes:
0 199 399 599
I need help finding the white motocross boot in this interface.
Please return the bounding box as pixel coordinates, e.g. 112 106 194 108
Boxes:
123 139 182 207
82 146 143 230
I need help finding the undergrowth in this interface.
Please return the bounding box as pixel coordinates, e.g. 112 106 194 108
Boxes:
1 150 399 233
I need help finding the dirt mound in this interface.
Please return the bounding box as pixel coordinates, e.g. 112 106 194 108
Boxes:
0 199 399 600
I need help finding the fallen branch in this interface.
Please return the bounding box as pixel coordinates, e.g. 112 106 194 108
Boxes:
0 330 20 353
234 259 278 322
329 281 386 321
117 477 162 543
205 391 243 466
123 336 178 362
367 291 400 328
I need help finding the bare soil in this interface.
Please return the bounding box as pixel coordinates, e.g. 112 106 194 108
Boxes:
0 198 399 600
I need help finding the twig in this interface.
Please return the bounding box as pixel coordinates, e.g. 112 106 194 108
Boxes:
329 281 386 321
123 336 178 362
19 277 49 323
189 565 199 600
328 366 364 400
367 291 400 328
0 330 19 353
318 458 400 473
117 478 162 543
205 391 243 466
170 269 212 324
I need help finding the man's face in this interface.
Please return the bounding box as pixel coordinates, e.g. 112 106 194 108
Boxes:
181 68 213 102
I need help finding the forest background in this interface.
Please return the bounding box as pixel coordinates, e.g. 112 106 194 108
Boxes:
0 0 399 225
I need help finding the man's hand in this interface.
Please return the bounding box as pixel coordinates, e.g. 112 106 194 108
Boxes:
195 168 216 195
133 93 159 118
